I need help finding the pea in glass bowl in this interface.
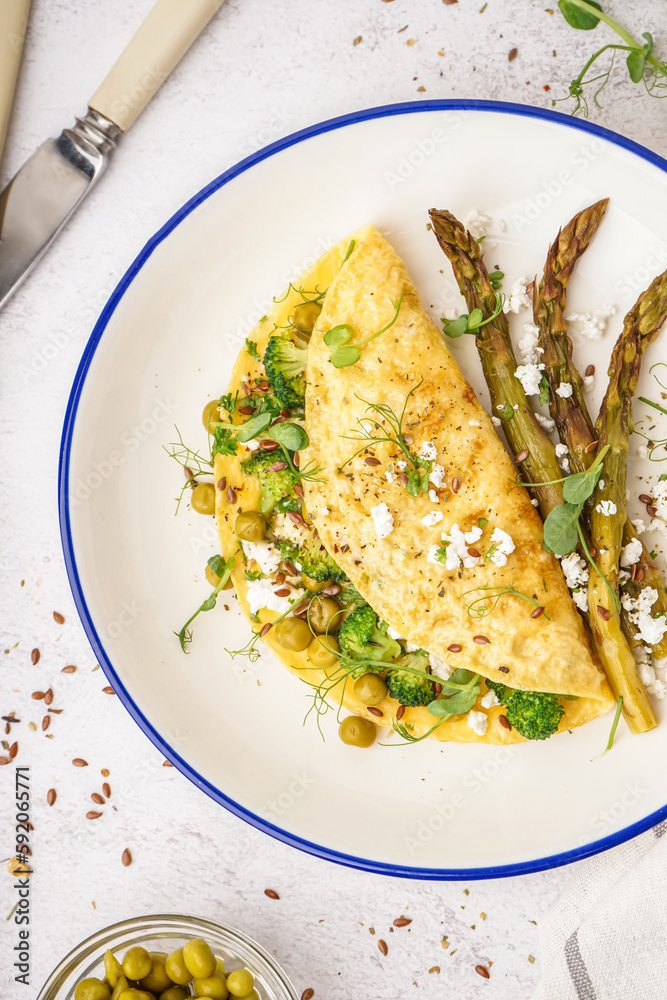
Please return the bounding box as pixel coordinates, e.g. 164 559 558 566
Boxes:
35 914 299 1000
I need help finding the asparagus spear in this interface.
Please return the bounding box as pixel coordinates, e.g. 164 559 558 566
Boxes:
534 207 667 656
428 209 564 519
587 275 667 733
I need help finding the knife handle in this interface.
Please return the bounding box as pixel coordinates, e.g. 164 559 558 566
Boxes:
89 0 225 133
0 0 31 163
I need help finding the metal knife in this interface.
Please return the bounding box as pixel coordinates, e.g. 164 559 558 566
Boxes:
0 0 226 311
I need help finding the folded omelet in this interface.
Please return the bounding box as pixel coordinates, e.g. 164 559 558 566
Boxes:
214 227 614 744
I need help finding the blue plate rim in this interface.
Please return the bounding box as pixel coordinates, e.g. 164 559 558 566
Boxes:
59 98 667 881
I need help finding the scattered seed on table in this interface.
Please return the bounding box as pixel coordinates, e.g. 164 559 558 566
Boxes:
62 665 77 673
162 761 173 767
121 848 132 867
475 965 490 979
41 716 50 731
91 793 104 805
393 917 412 927
378 940 388 956
0 756 10 765
31 649 40 665
264 889 280 899
101 768 109 777
48 708 62 714
9 742 18 759
102 783 111 798
508 47 518 61
301 991 314 1000
31 691 44 700
47 789 56 806
86 811 102 820
44 689 53 706
102 686 115 695
53 612 65 624
72 758 88 767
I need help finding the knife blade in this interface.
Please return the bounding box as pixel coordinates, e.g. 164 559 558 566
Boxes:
0 0 225 311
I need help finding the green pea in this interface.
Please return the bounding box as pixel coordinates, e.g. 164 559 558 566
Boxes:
110 975 129 1000
226 969 255 997
74 978 111 1000
183 938 216 979
116 991 154 1000
338 715 376 748
192 483 216 516
158 989 191 1000
122 946 152 981
140 957 172 993
165 949 194 986
104 950 123 988
193 971 229 998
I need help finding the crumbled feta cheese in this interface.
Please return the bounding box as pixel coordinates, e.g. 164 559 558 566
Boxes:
321 507 330 516
556 382 573 399
531 498 539 507
467 709 488 737
515 362 546 396
496 403 506 412
463 208 493 240
638 445 649 460
397 460 407 471
633 647 667 700
246 578 303 616
481 689 500 709
620 537 643 568
561 553 589 590
596 500 617 516
555 442 570 472
439 523 483 571
405 641 420 653
535 411 556 432
503 276 531 314
272 514 310 547
386 625 402 641
419 440 438 461
429 489 439 504
370 502 394 539
633 518 647 535
491 415 502 427
572 589 589 613
362 421 374 436
654 478 667 519
583 374 595 391
429 655 452 679
241 540 282 575
246 439 260 451
621 587 667 646
565 304 617 341
513 404 519 410
427 545 441 565
489 527 515 567
468 419 481 427
598 480 605 490
385 470 395 484
429 464 446 488
518 323 543 365
618 569 631 584
422 511 444 527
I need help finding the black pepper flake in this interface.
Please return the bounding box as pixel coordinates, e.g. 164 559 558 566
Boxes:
498 665 509 674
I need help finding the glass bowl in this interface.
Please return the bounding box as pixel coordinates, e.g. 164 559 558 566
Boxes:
36 913 299 1000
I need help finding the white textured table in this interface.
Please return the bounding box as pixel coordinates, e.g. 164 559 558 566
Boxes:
2 2 666 998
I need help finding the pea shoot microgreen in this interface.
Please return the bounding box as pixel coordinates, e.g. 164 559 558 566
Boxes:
164 427 214 514
460 584 551 621
245 338 261 360
324 288 406 368
387 669 481 744
594 695 623 758
556 1 667 117
635 364 667 462
489 269 504 291
441 292 505 340
176 555 235 652
338 378 431 495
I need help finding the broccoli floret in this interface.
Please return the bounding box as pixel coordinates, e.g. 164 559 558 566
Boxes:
299 538 346 582
241 450 297 515
483 679 564 741
263 330 309 409
339 605 401 676
387 651 436 707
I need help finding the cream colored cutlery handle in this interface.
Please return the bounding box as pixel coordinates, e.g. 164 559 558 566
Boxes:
89 0 225 132
0 0 31 163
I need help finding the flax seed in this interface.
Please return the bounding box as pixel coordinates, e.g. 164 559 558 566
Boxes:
301 991 315 1000
515 450 529 463
452 476 461 493
31 649 40 665
238 405 255 415
530 606 545 618
227 486 237 503
259 439 280 451
216 477 227 490
274 588 291 597
473 635 490 644
398 472 408 486
294 484 304 498
284 561 298 576
121 848 132 867
101 769 109 777
322 585 341 596
102 783 111 798
91 793 104 805
499 715 512 730
448 643 462 652
47 789 56 806
467 547 480 558
597 606 611 621
269 461 288 472
31 691 45 700
647 504 658 518
368 707 383 717
0 756 11 765
103 686 115 695
396 705 405 720
433 682 443 696
86 811 102 820
260 623 272 638
264 889 280 899
288 511 305 525
585 440 598 453
72 758 88 767
365 457 381 466
61 665 77 673
42 716 50 731
44 689 53 706
378 940 388 956
9 742 18 759
585 364 595 377
393 917 412 927
635 566 645 582
475 965 490 979
53 611 65 625
639 494 653 505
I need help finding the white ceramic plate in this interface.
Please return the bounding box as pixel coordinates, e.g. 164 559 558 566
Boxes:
61 101 667 878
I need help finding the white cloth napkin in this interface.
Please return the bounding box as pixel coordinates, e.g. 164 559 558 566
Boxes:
533 820 667 1000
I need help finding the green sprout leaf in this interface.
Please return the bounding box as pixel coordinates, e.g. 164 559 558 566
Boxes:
538 375 550 407
271 421 309 452
467 308 484 329
324 324 354 347
543 503 580 555
441 315 470 339
330 346 362 368
558 0 602 30
235 411 272 442
562 463 604 505
627 47 646 82
489 269 504 291
245 338 261 360
426 671 481 718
